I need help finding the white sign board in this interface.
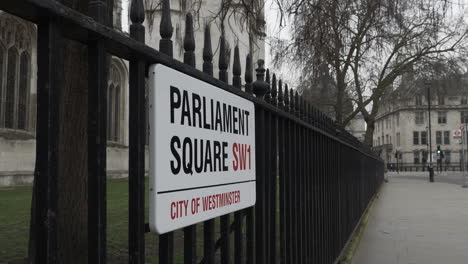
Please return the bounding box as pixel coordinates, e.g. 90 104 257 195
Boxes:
148 64 256 234
453 129 462 138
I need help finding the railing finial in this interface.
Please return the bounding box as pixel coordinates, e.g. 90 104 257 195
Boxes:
278 79 283 107
271 74 278 106
284 83 290 110
183 12 195 67
294 91 300 116
233 45 242 89
252 59 268 98
203 24 213 76
289 88 294 114
245 54 253 94
130 0 144 25
219 34 228 83
160 0 173 57
265 69 271 102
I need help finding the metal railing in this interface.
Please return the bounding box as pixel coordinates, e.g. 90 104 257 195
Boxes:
0 0 384 263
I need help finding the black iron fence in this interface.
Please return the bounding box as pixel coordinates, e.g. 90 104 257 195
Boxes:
0 0 384 263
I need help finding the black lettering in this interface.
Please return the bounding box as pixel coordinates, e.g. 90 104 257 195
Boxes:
170 86 181 124
170 136 181 174
223 104 232 133
238 110 245 135
194 139 203 173
215 101 222 131
183 137 193 175
214 141 221 171
192 93 202 128
204 140 212 172
210 99 214 129
181 90 191 126
233 107 238 134
203 97 211 129
222 141 228 171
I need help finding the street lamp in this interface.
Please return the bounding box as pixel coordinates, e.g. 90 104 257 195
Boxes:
426 81 434 182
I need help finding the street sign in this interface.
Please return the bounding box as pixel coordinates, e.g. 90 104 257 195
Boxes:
148 64 256 234
453 129 462 138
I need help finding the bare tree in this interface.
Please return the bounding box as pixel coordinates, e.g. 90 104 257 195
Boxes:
273 0 468 145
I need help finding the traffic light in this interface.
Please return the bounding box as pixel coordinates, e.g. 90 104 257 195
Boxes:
437 146 444 158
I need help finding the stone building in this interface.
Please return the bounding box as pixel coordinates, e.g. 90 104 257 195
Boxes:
373 77 468 170
0 0 265 186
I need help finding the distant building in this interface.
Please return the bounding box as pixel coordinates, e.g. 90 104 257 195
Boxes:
373 76 468 170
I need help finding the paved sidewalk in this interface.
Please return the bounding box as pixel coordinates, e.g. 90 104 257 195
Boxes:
352 173 468 264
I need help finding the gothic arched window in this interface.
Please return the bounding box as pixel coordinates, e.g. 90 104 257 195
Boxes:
107 59 125 143
0 14 32 131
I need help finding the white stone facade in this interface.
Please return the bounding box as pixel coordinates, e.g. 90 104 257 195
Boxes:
373 83 468 169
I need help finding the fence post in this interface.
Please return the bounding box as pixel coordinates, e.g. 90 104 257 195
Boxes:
128 0 146 262
219 33 230 264
253 59 268 264
182 12 197 264
232 44 244 264
88 0 108 262
269 73 278 262
201 23 216 264
158 0 174 263
245 55 255 264
35 17 63 264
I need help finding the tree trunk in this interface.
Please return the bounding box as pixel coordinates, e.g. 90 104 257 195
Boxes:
29 1 113 263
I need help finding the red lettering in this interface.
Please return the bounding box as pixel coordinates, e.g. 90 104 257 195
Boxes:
240 144 246 170
170 202 177 220
232 143 239 171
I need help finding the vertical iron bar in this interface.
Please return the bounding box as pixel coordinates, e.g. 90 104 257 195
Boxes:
284 85 292 264
233 45 243 264
202 23 215 264
35 18 62 264
183 12 197 264
219 33 230 264
88 0 108 263
253 60 268 264
245 54 254 264
278 80 286 264
269 74 278 263
128 0 146 262
158 1 174 262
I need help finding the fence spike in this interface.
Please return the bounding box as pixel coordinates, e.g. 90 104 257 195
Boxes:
203 24 213 76
233 45 242 89
245 54 253 94
183 12 195 67
130 0 144 24
265 69 271 102
252 59 268 98
160 0 173 57
277 79 283 107
284 84 290 110
219 34 228 83
289 88 294 114
271 74 278 106
295 91 300 116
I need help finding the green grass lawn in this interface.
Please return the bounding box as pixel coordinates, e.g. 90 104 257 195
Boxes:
0 178 220 264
